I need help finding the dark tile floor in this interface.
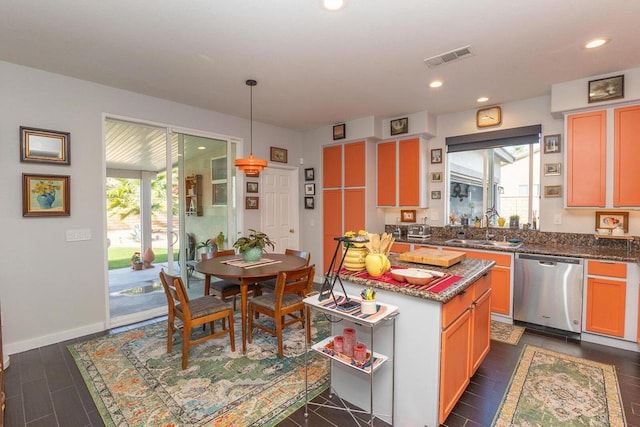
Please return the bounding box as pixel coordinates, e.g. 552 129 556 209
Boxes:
3 324 639 426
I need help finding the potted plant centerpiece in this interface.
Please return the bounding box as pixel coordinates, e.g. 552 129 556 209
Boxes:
233 229 275 262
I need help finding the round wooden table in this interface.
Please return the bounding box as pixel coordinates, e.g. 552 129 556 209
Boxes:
195 253 308 353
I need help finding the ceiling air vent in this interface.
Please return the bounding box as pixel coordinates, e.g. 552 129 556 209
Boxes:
424 45 474 68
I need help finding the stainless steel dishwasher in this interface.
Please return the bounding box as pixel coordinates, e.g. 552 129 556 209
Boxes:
513 253 584 334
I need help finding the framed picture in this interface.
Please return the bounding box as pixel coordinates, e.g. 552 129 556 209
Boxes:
245 196 259 210
245 170 260 177
400 209 416 222
390 117 408 136
246 182 258 193
431 148 442 164
544 163 561 176
431 172 442 182
333 124 345 140
270 146 288 163
588 75 624 103
212 183 227 205
304 196 315 209
304 183 315 195
595 211 629 233
543 185 562 198
22 173 70 217
304 167 315 181
20 126 70 165
431 190 442 200
543 134 561 154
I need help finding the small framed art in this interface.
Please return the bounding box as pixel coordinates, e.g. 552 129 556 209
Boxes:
304 196 315 209
544 163 561 176
22 173 71 217
595 211 628 233
543 135 561 154
270 147 288 163
431 190 442 200
544 185 562 198
333 124 345 140
431 172 442 182
390 117 408 136
304 167 315 181
400 209 416 222
246 182 258 193
245 196 259 210
588 75 624 103
304 183 315 195
20 126 70 165
431 148 442 164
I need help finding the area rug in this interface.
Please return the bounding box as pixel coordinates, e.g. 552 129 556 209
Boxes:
68 314 330 426
492 345 626 426
491 320 525 345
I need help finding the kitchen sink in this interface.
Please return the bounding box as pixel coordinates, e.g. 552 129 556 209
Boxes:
444 238 522 249
444 239 488 245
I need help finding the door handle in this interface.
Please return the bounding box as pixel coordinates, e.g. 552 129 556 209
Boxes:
289 228 295 233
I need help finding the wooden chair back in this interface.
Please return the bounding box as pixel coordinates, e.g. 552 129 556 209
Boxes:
284 248 311 265
215 249 235 257
274 264 316 303
159 269 190 318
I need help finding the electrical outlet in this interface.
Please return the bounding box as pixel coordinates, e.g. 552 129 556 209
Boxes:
553 214 562 225
431 211 439 221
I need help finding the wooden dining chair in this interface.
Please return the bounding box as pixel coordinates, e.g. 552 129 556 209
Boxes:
202 249 243 310
248 264 315 358
159 269 235 369
260 249 311 292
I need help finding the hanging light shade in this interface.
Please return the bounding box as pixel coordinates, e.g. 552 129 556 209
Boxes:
235 79 268 174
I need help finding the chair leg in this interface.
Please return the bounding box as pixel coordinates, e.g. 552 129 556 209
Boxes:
276 315 284 358
228 310 236 352
182 325 191 370
167 322 173 353
248 304 254 344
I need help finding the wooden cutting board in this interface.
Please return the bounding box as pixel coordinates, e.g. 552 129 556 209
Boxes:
398 248 466 267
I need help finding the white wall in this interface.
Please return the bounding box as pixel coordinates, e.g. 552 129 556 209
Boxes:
0 61 303 355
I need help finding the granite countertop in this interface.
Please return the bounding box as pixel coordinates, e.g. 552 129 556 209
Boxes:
397 237 640 263
337 255 494 304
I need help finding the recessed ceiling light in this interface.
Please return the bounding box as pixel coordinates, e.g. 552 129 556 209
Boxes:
585 38 608 49
477 97 489 103
323 0 345 11
429 80 443 88
198 146 206 150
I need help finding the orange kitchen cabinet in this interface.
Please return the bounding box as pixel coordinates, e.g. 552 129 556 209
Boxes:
323 145 342 189
344 141 366 187
439 308 471 424
323 189 342 273
398 137 421 206
586 277 626 338
637 291 639 344
567 110 607 207
344 188 365 233
376 141 396 206
588 260 627 278
614 105 640 206
390 242 410 253
471 287 492 375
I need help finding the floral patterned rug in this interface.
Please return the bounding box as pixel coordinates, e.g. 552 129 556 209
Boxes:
68 314 330 426
492 345 626 426
491 321 525 346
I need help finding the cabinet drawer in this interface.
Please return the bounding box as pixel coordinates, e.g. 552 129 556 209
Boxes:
444 248 512 267
442 286 474 329
473 272 491 301
390 243 411 253
588 260 627 278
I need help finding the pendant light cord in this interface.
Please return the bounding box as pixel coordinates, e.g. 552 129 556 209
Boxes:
247 79 257 155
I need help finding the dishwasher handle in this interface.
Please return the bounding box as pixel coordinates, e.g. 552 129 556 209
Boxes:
517 253 582 265
538 260 557 267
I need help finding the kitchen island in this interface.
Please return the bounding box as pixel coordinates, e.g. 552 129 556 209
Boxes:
325 254 494 426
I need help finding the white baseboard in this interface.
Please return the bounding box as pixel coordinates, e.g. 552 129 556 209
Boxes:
5 321 106 356
581 332 640 353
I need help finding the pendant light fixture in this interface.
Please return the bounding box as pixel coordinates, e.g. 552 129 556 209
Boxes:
235 79 268 175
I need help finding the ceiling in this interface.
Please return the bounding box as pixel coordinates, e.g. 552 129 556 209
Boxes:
1 1 640 133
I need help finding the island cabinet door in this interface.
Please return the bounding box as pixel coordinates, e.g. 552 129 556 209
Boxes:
470 288 492 375
439 309 472 424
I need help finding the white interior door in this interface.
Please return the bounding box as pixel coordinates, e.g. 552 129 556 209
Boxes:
262 167 299 252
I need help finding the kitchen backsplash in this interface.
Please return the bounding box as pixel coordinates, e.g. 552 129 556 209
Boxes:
384 225 638 251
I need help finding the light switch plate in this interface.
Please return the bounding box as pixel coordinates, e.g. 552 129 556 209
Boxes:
66 228 91 241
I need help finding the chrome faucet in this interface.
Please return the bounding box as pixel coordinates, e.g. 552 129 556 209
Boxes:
484 206 499 240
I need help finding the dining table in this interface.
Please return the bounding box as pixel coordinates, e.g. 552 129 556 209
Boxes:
195 253 308 353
